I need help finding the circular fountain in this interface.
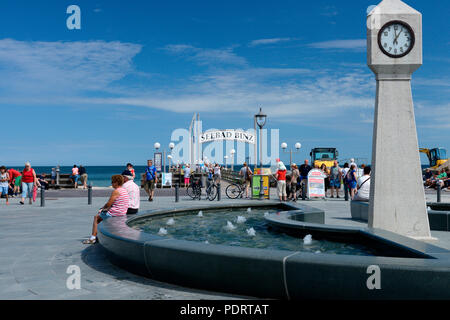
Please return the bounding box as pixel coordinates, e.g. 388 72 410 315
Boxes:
98 202 450 299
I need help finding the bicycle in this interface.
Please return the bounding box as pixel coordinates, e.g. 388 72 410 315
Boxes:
186 178 202 200
205 179 218 201
225 180 246 199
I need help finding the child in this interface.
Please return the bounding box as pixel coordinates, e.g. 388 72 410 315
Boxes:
126 163 135 180
0 166 10 205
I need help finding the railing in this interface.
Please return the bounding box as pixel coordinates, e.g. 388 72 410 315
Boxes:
139 171 208 188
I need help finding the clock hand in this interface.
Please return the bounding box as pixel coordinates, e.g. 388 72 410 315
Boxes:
393 30 400 45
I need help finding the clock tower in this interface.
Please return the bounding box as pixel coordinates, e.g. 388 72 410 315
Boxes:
367 0 432 239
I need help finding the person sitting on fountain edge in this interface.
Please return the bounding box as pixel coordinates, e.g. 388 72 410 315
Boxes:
353 166 371 202
83 175 130 244
122 170 140 214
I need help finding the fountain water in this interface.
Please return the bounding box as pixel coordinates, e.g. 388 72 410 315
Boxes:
236 216 246 224
158 227 168 236
224 221 236 231
246 228 256 236
303 234 313 245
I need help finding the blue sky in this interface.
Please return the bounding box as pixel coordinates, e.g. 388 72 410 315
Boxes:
0 0 448 166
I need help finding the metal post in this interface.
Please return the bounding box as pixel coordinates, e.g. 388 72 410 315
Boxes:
254 117 257 168
437 182 441 203
217 183 221 201
56 165 60 186
175 183 179 202
344 183 349 201
259 127 264 200
163 149 166 173
290 149 292 169
302 181 306 201
88 183 92 205
40 187 45 207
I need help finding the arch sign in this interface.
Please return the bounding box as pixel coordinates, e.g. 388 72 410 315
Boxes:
199 130 255 144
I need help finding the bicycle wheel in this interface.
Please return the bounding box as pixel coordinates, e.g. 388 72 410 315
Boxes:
207 185 218 201
194 185 202 200
226 183 241 199
186 185 196 199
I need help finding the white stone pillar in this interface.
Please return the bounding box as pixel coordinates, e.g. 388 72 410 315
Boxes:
368 78 431 239
367 0 432 240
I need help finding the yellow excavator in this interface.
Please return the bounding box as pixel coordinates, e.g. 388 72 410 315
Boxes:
419 147 448 170
310 148 339 169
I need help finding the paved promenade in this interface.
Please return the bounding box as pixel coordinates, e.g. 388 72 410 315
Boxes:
0 187 449 299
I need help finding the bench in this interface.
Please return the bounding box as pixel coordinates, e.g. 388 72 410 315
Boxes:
350 201 369 221
350 200 450 231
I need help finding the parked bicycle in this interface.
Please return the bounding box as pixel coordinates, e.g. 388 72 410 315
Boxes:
225 181 245 199
205 180 219 201
187 178 202 200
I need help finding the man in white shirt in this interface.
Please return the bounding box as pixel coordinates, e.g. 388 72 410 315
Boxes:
122 170 140 214
213 164 221 184
353 166 371 202
350 158 358 170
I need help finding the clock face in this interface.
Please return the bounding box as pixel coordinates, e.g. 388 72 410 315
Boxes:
378 21 415 58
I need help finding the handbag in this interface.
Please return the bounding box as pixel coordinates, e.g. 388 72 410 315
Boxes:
32 185 37 202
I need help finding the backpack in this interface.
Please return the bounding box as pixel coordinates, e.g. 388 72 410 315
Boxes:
345 169 354 184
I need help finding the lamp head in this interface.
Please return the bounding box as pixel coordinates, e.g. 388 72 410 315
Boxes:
281 142 287 150
295 142 301 150
254 107 267 128
154 142 160 150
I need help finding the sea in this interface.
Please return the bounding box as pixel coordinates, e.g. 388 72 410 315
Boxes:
13 165 250 187
12 164 429 187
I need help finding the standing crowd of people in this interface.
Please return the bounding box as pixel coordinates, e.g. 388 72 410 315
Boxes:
274 158 371 202
0 163 93 206
0 163 45 205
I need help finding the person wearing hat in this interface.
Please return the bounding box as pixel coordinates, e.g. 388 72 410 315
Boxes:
276 161 287 202
290 164 300 202
122 170 140 214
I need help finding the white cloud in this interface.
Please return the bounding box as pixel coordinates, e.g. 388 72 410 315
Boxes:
0 38 142 96
0 39 376 125
308 39 366 50
163 44 247 66
59 68 375 123
248 38 292 47
322 6 339 17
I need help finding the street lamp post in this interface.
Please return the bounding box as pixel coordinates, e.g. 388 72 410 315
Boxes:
167 155 173 170
230 149 236 172
154 142 164 173
254 108 267 200
169 143 175 171
281 142 302 168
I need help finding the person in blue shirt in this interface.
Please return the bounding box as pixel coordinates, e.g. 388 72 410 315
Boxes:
144 159 158 201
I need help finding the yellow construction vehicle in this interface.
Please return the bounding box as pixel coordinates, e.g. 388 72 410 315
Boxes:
419 147 448 169
310 148 339 169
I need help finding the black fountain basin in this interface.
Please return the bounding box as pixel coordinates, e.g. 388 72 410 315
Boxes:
97 202 450 299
